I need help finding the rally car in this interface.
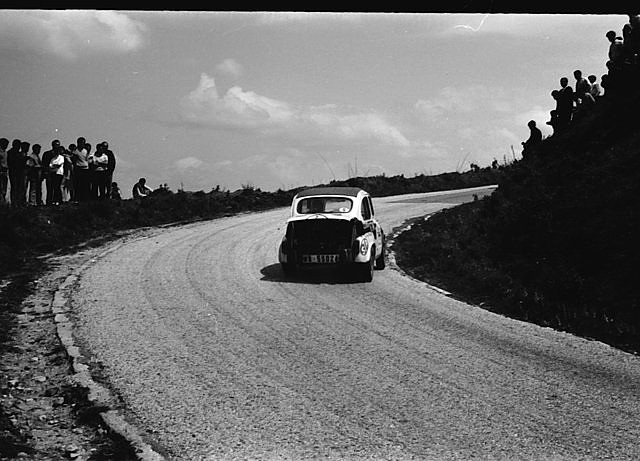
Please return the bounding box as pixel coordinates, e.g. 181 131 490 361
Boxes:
278 186 385 282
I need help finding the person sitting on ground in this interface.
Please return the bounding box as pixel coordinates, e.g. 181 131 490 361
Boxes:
132 177 152 199
521 120 542 159
110 181 122 200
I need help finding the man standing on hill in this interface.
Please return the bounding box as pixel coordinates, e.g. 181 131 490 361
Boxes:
0 138 8 205
72 137 90 202
102 141 116 199
573 70 592 107
41 139 60 205
557 77 574 132
8 139 26 207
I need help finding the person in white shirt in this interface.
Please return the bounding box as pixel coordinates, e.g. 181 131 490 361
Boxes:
89 143 109 199
588 75 602 99
72 136 90 201
49 146 65 205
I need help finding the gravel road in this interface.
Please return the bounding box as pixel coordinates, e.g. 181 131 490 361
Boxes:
70 186 640 460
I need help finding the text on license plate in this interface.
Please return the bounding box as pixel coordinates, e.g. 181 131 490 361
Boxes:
302 254 339 263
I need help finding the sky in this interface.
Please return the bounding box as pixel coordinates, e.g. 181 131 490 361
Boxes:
0 11 628 197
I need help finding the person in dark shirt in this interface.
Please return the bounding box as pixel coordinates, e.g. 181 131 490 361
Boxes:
557 77 574 132
41 139 61 205
521 120 542 159
7 139 26 207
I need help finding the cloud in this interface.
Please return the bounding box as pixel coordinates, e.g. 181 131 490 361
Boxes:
216 58 244 77
175 156 204 170
0 10 146 60
180 73 410 147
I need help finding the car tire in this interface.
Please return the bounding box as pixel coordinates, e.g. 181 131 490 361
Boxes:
357 251 374 283
375 238 386 270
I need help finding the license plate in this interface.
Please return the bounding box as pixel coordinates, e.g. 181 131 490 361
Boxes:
302 254 339 264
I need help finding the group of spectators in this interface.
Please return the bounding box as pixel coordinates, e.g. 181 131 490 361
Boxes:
0 136 120 207
521 15 640 157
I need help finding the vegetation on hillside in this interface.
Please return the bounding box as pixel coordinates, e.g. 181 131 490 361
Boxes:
394 79 640 354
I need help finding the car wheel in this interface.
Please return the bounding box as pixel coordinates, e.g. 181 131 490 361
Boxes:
357 253 374 283
375 241 386 270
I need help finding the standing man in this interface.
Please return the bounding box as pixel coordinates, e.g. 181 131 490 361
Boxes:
557 77 574 132
103 141 116 199
0 138 8 205
25 144 43 206
41 139 61 205
573 70 591 107
48 145 66 205
7 139 26 207
89 143 109 199
72 137 90 202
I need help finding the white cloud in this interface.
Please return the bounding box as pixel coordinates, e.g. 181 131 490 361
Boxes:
175 156 204 170
0 10 146 60
180 73 410 147
216 58 244 77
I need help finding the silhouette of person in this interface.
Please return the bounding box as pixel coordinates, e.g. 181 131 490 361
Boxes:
557 77 574 131
606 30 625 71
132 178 152 199
8 139 26 207
102 141 116 199
25 143 43 206
110 181 122 200
0 138 8 205
546 109 560 136
573 70 591 106
588 75 602 99
521 120 542 158
629 14 640 65
62 144 74 202
41 139 61 205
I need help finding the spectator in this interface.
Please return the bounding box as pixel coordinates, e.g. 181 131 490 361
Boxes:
25 143 42 206
588 75 602 99
546 109 560 136
573 70 591 106
0 138 8 205
132 178 152 199
72 137 90 202
8 139 26 207
89 143 109 199
629 14 640 64
62 144 74 202
606 30 625 71
110 181 122 200
521 120 542 158
48 145 65 205
557 77 574 132
102 141 116 199
41 139 60 205
84 142 94 199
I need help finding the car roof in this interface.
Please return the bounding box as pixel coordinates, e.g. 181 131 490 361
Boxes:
295 187 365 198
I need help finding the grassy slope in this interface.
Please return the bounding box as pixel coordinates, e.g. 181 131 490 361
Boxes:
394 88 640 354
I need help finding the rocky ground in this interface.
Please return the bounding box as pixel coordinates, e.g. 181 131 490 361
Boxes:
0 251 139 460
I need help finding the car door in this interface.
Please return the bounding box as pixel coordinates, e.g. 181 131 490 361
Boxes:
361 196 382 258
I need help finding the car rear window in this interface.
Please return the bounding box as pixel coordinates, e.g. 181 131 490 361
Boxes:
297 197 353 214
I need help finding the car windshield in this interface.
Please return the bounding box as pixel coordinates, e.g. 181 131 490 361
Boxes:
297 197 353 214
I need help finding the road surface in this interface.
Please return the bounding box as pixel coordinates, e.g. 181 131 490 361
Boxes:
70 186 640 460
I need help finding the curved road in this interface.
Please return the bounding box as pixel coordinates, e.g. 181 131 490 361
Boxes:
71 186 640 460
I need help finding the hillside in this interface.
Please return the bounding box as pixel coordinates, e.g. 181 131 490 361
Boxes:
394 73 640 353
